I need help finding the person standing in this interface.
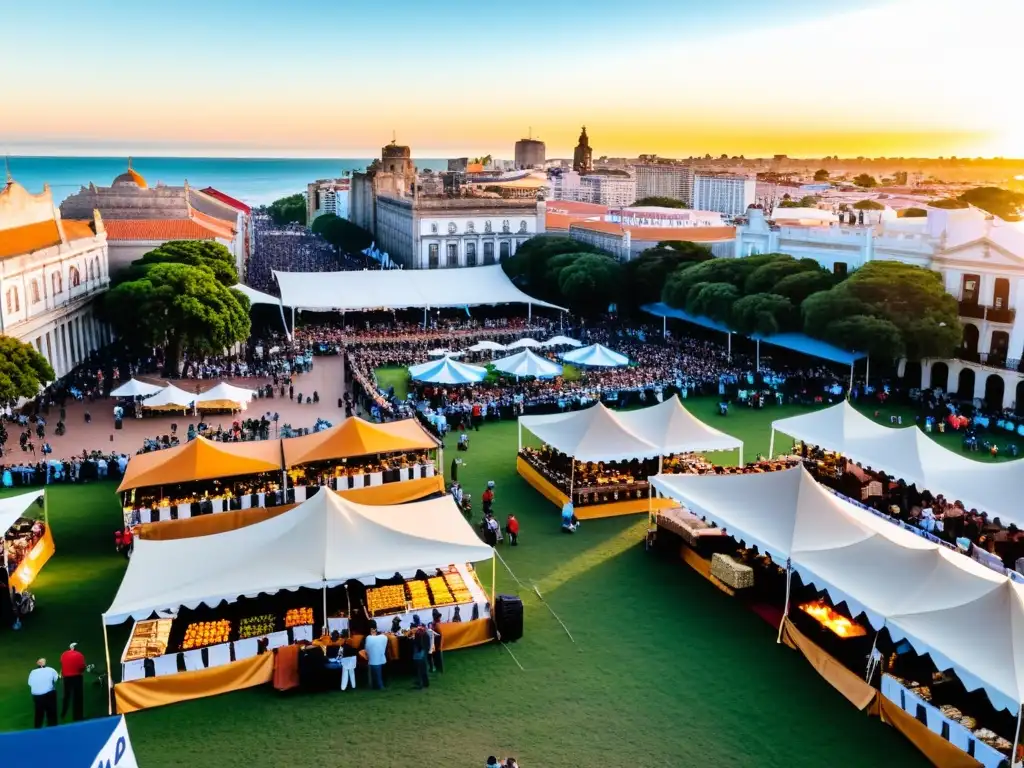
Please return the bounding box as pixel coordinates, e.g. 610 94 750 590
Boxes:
427 622 443 674
339 631 359 692
411 627 430 690
364 625 388 690
28 658 59 728
482 482 495 517
506 514 519 546
60 643 86 721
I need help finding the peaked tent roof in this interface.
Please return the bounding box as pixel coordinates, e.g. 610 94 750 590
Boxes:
274 264 565 312
0 489 45 536
408 357 487 384
195 382 256 407
140 384 197 410
231 283 285 307
117 436 284 492
109 378 165 398
520 402 660 461
561 343 630 367
467 340 506 352
490 349 563 378
282 417 438 467
103 488 493 624
542 335 582 348
506 337 543 349
617 396 742 455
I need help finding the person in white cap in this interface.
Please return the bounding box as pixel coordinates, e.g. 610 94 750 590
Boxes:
60 642 86 721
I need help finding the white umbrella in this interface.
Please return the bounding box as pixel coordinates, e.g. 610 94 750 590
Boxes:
561 343 630 367
490 349 563 379
109 378 165 399
542 335 583 348
506 337 543 349
427 348 463 357
467 340 506 352
408 357 487 384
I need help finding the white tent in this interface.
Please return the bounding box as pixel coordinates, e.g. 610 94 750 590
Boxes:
195 382 257 409
467 340 506 352
490 349 563 379
542 335 582 348
519 403 660 462
649 466 1024 712
408 357 487 385
506 337 543 349
231 283 285 307
561 343 629 367
427 348 463 357
109 379 165 399
617 396 743 461
103 489 493 625
273 264 565 312
0 489 45 539
771 401 1024 528
140 384 196 410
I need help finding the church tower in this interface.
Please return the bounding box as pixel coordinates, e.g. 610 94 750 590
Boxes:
572 126 593 173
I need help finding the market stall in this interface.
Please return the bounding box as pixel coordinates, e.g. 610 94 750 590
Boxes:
518 397 742 519
649 466 1024 767
1 489 51 591
109 378 164 399
140 383 197 413
102 489 496 713
194 382 256 412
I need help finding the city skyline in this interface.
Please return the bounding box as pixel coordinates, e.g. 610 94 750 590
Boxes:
1 0 1020 159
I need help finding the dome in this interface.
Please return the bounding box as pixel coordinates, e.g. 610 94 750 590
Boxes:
113 160 147 189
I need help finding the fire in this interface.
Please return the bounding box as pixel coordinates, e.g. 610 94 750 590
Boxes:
799 601 867 638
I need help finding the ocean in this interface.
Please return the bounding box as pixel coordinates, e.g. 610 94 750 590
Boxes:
5 156 450 207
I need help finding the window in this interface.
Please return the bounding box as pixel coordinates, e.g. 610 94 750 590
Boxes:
466 221 475 234
483 242 495 265
30 280 41 304
501 220 510 233
961 274 980 304
6 287 19 314
52 272 63 295
430 223 438 234
499 241 511 262
69 266 81 288
994 277 1010 309
518 220 528 233
93 257 101 280
484 221 492 234
428 243 439 269
446 242 458 267
833 262 848 278
447 222 457 235
466 242 477 267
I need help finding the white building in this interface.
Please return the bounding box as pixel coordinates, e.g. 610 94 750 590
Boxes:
0 177 112 379
374 195 544 269
634 165 694 205
549 170 636 208
733 205 1024 408
307 178 351 222
692 174 756 217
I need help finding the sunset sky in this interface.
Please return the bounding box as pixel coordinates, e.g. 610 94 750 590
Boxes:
2 0 1021 159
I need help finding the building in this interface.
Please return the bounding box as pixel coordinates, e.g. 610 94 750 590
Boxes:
199 187 252 281
306 177 351 222
549 170 636 208
514 136 546 169
0 175 112 379
567 219 734 261
634 164 695 206
692 174 756 217
733 205 1024 408
349 140 417 235
572 126 593 173
60 161 242 276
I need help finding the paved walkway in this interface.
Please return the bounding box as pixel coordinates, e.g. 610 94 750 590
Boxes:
15 356 348 459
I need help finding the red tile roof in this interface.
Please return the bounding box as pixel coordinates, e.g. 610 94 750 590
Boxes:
200 187 251 214
545 212 573 231
545 200 609 216
103 219 226 242
190 209 237 239
62 219 100 241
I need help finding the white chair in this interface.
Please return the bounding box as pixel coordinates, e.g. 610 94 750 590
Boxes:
369 472 383 487
292 625 313 643
294 486 307 503
122 659 146 682
207 643 232 669
266 630 289 649
211 498 224 514
335 477 344 491
425 464 435 477
158 507 172 522
240 494 252 510
177 505 191 520
152 654 179 677
326 617 349 634
256 492 266 507
233 637 259 660
182 649 205 672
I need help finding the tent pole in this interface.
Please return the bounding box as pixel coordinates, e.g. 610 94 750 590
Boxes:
866 356 870 389
864 628 881 682
291 306 295 334
517 421 522 454
43 488 48 527
1011 704 1022 768
278 302 289 340
423 307 427 329
727 332 732 361
662 315 667 339
322 581 328 636
657 455 663 475
345 584 352 621
647 483 653 527
769 429 775 459
102 618 113 715
738 446 743 467
848 361 854 396
776 561 792 644
569 460 575 505
755 339 759 371
490 552 496 608
438 444 444 480
528 303 532 323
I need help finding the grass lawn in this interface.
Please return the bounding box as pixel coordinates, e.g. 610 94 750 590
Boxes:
3 384 980 766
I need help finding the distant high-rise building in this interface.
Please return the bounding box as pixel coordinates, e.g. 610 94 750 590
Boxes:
514 133 546 169
692 174 756 217
572 126 593 173
307 177 351 222
635 165 694 206
549 169 636 208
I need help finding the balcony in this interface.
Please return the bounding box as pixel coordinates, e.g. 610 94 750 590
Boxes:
986 306 1017 324
958 301 985 320
954 349 1024 373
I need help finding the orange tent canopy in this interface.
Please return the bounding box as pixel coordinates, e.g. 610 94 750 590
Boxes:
118 436 284 492
282 417 438 468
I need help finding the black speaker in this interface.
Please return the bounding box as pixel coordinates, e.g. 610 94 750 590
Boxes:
494 594 523 642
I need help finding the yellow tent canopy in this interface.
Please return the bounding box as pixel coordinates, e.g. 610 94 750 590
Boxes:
117 436 284 492
282 417 438 468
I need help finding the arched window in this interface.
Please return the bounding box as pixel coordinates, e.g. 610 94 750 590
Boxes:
30 280 41 304
87 261 94 281
52 272 63 295
69 266 81 288
6 287 19 314
92 256 101 281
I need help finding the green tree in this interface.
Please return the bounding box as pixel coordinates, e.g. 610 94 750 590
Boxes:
798 196 820 207
813 169 830 182
661 253 778 308
502 236 607 301
772 270 836 304
687 282 739 323
0 337 54 403
957 186 1024 221
743 256 822 294
853 173 878 188
928 198 969 209
853 199 884 211
776 200 803 208
105 263 251 370
632 196 689 209
900 207 928 217
623 243 712 308
822 315 905 359
556 254 623 316
311 214 373 255
117 240 238 287
268 194 306 226
730 293 795 336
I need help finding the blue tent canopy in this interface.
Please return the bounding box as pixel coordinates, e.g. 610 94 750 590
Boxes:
0 715 137 767
642 302 865 366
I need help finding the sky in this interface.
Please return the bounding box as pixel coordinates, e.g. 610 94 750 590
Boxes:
1 0 1021 159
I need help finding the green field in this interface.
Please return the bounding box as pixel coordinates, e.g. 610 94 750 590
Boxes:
3 388 984 766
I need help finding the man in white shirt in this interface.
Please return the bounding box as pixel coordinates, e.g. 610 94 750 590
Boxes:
28 658 59 728
364 626 388 690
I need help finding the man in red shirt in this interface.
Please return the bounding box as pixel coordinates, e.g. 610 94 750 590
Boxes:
60 643 86 721
506 515 520 546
